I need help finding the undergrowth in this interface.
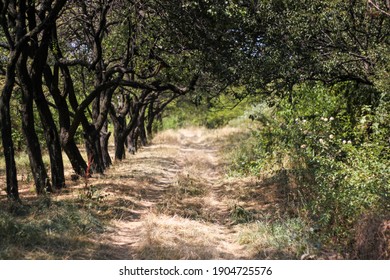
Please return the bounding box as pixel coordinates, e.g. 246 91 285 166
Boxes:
228 82 389 259
238 217 318 259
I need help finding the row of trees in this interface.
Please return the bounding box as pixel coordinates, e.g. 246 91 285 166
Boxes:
0 0 204 200
1 0 389 201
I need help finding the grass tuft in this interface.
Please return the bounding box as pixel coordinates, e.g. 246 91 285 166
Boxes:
237 217 318 259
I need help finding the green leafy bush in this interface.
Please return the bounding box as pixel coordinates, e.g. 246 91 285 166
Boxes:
231 83 389 249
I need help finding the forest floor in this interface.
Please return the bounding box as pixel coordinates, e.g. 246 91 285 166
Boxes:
0 126 320 259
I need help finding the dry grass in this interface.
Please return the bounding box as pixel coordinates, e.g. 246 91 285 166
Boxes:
236 218 318 260
0 196 106 259
151 129 181 145
354 212 390 259
135 213 245 259
0 125 316 260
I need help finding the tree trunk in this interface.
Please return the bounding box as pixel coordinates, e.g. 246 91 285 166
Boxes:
43 64 87 177
84 124 105 174
112 118 128 160
138 105 148 146
18 54 52 194
110 93 130 161
0 44 19 199
0 80 19 200
100 121 112 168
63 136 87 177
114 131 127 160
36 104 66 189
128 127 139 154
146 100 156 139
90 85 118 172
31 22 66 189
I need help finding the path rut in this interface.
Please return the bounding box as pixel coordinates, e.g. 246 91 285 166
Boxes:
100 128 250 259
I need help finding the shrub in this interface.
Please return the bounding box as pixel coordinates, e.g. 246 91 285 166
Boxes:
231 82 389 252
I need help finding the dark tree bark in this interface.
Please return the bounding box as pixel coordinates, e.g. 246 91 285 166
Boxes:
32 77 66 190
114 131 128 159
88 85 118 173
43 64 87 176
0 52 19 200
110 94 128 160
0 2 21 200
28 8 65 189
17 53 52 194
111 90 151 160
127 126 139 154
146 97 157 138
100 121 112 168
137 104 148 147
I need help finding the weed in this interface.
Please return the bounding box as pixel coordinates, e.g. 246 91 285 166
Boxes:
229 204 254 224
238 217 318 259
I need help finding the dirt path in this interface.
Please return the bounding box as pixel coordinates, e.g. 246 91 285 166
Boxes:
0 126 351 260
98 127 252 259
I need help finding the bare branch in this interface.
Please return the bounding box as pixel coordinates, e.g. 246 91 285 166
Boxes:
368 0 390 17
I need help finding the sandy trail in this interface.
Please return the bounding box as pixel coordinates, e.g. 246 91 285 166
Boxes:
99 127 250 259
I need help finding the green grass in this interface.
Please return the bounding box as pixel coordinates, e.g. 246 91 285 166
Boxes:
238 217 318 259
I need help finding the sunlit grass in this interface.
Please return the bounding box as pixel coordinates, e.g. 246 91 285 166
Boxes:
0 197 105 259
136 213 242 259
237 218 318 259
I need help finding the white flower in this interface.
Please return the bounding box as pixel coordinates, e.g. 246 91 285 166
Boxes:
300 144 307 149
342 140 347 144
323 117 329 122
329 134 334 139
347 140 352 144
329 117 335 121
319 139 325 145
302 119 307 123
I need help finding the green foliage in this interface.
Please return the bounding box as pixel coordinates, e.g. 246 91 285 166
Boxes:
162 90 251 129
231 83 389 247
229 204 255 224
